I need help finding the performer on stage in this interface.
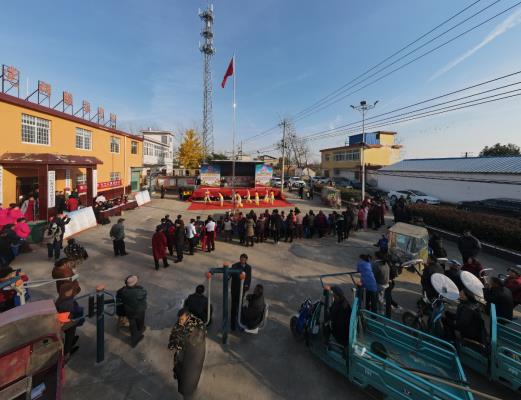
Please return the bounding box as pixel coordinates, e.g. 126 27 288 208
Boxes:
270 191 275 205
264 190 270 204
204 189 212 204
246 189 252 204
236 192 243 208
254 192 260 206
218 192 224 207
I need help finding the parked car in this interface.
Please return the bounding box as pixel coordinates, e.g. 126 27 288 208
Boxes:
388 189 440 205
311 176 325 183
331 177 353 189
271 177 282 187
457 198 521 218
289 177 307 188
350 181 386 198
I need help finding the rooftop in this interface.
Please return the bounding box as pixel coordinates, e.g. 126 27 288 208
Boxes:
379 156 521 174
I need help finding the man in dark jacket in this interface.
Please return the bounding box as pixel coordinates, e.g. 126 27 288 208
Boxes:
457 230 481 264
421 259 445 301
230 254 252 331
241 284 265 329
184 285 211 324
270 210 282 244
429 232 447 259
110 218 127 256
505 265 521 307
55 282 82 360
117 275 147 347
444 288 485 344
328 286 352 346
484 277 513 320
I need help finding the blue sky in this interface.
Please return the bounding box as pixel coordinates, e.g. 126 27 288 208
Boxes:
1 0 521 160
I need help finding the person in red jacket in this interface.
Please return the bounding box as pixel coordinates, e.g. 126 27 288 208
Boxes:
461 257 484 280
67 196 79 212
505 265 521 307
152 226 169 270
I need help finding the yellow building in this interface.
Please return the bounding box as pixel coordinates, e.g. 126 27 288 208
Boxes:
0 91 143 220
320 131 401 181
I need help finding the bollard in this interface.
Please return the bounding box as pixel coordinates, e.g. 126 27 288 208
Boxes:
96 285 105 363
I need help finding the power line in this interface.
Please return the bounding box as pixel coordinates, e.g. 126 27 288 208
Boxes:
292 0 487 120
250 85 521 152
244 0 521 143
292 0 520 123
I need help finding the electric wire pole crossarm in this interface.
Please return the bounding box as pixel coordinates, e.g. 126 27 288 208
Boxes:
350 100 378 201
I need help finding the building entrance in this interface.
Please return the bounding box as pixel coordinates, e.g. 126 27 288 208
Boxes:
16 176 38 204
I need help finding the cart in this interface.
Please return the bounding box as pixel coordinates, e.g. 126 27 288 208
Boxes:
320 186 341 209
290 272 474 400
388 223 429 271
0 300 64 400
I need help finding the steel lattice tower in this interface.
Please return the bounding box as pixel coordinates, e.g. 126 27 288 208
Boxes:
199 4 215 161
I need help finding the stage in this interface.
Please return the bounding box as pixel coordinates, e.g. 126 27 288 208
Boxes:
187 198 293 211
188 186 284 201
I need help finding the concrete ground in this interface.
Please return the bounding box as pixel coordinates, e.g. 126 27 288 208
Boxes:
16 192 519 400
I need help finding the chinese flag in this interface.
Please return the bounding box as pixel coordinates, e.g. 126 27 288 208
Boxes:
221 57 234 88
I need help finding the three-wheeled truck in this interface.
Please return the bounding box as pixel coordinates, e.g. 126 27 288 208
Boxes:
0 300 64 400
291 272 475 400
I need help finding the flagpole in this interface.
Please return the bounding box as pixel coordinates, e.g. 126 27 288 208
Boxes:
231 54 237 212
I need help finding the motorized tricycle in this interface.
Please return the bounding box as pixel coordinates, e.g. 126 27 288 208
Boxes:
0 300 64 400
388 223 429 273
290 272 475 400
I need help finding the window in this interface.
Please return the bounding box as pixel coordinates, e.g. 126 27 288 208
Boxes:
333 169 340 176
324 154 330 162
75 128 92 150
76 173 87 185
161 135 168 144
21 114 50 145
110 172 121 181
110 137 120 153
131 141 138 154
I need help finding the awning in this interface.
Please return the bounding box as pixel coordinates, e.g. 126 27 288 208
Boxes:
0 153 103 166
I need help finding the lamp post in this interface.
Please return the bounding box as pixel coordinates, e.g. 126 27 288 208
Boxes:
350 100 378 202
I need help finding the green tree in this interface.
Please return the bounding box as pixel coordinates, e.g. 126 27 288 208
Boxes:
479 143 520 157
177 129 204 168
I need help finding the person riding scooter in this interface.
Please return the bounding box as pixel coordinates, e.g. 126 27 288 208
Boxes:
444 288 485 344
421 258 445 302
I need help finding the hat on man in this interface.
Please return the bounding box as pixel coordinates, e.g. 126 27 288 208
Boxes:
507 265 521 276
126 275 138 287
117 218 125 223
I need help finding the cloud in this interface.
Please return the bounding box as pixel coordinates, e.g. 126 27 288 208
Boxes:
429 7 521 81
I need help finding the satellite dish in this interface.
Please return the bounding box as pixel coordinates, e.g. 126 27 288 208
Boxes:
460 271 484 301
430 273 459 301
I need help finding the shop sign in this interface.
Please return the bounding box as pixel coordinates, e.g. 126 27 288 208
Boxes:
97 179 121 189
65 169 71 191
48 171 56 208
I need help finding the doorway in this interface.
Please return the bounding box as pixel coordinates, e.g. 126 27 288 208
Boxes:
16 177 38 204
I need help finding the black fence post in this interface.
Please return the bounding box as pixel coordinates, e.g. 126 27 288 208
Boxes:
96 287 105 363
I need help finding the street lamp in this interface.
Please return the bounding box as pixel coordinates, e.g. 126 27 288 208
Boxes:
350 100 378 202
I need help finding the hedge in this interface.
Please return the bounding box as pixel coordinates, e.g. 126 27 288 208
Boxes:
410 204 521 252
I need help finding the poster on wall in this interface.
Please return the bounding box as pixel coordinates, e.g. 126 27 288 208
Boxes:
48 171 56 208
200 164 221 187
92 170 97 198
255 164 273 186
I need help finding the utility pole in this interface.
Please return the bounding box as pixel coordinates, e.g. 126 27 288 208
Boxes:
199 4 215 163
350 100 378 201
279 119 287 190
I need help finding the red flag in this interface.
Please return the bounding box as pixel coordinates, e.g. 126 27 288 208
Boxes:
221 57 234 88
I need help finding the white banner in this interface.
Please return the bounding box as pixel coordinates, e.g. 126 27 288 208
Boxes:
135 190 151 206
63 206 97 239
65 169 71 191
0 166 3 204
47 170 56 208
92 170 98 198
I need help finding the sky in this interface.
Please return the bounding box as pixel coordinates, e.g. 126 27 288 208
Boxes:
1 0 521 161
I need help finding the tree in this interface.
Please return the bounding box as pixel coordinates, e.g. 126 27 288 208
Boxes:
275 120 311 175
177 129 204 168
479 143 520 157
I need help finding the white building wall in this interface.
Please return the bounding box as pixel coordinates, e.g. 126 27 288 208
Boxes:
372 170 521 203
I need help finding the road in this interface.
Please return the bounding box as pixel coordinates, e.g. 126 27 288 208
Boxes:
14 192 519 400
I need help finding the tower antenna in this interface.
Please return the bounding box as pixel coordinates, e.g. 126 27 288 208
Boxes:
199 4 215 162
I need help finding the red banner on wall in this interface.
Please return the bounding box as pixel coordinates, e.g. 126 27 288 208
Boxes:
98 180 121 189
77 184 88 193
